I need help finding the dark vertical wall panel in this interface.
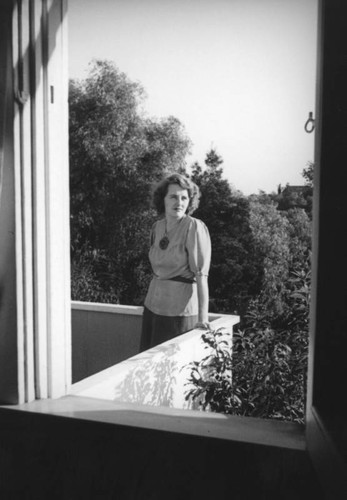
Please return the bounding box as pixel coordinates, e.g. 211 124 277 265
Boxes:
312 0 347 461
0 0 19 404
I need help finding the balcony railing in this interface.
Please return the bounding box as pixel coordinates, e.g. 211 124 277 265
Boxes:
71 301 239 410
71 301 144 383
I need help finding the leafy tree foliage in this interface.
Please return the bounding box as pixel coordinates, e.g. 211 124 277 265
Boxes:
191 150 263 315
185 217 311 423
70 60 191 303
302 161 314 187
186 274 309 424
248 197 291 316
185 185 312 423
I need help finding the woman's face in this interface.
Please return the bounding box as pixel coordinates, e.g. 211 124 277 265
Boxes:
164 183 190 220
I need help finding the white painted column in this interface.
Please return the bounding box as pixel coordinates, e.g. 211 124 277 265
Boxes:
11 0 71 403
44 0 71 399
13 0 36 404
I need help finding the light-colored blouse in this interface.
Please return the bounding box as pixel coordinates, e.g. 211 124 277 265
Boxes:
144 215 211 317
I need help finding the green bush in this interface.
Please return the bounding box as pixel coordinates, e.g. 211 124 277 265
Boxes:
185 263 310 424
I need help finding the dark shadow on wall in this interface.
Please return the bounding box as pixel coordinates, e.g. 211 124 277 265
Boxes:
0 0 19 404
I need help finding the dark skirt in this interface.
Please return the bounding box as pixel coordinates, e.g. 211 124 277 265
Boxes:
140 306 198 352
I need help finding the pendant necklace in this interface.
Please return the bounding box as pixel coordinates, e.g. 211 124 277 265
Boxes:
159 232 169 250
159 218 182 250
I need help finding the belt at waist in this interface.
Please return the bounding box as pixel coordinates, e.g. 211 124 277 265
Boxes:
154 275 196 284
169 275 196 284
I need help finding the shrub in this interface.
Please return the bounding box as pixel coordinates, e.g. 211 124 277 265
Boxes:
185 264 310 424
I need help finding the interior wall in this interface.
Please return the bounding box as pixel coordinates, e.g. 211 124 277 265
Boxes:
0 0 19 404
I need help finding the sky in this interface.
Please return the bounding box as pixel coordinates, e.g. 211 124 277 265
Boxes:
68 0 318 195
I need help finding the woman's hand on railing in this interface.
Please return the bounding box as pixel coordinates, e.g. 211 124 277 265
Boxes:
194 321 211 330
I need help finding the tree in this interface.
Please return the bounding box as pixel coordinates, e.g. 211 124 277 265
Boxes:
248 197 291 316
69 59 191 303
302 161 314 187
284 207 312 270
204 148 223 170
185 196 312 424
191 149 263 315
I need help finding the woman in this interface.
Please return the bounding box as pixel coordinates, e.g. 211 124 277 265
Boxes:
140 173 211 351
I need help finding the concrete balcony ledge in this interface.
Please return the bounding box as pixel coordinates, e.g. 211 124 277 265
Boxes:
71 300 237 384
72 300 144 315
70 311 239 410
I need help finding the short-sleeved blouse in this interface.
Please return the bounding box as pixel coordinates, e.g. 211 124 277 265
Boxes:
144 215 211 317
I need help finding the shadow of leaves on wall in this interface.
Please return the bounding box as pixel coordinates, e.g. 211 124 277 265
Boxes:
113 343 181 407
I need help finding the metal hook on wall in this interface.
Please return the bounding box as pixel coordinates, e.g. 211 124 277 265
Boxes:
305 112 315 133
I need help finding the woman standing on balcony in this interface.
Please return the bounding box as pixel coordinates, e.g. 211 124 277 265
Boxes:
140 173 211 351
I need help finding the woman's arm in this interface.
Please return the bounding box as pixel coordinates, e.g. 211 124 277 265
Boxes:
186 217 211 328
196 274 209 326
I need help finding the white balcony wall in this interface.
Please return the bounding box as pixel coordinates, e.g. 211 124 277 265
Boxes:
71 310 239 410
71 301 143 382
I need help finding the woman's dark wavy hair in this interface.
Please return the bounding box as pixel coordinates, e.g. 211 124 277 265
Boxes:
152 173 200 217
